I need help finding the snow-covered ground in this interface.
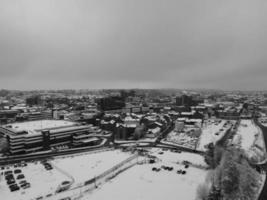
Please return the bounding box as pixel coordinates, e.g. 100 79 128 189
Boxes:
148 148 207 168
0 150 133 200
233 120 258 151
197 119 234 151
232 119 266 162
164 130 199 149
51 150 133 187
79 149 208 200
0 161 71 200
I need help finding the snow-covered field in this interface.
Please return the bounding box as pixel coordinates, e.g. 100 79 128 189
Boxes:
79 149 208 200
233 120 258 151
51 150 133 187
197 119 234 151
232 120 266 162
0 150 133 200
149 148 207 168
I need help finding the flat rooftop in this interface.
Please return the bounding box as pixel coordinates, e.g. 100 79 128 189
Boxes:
3 120 77 135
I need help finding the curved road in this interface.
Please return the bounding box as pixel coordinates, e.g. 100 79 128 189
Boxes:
254 119 267 200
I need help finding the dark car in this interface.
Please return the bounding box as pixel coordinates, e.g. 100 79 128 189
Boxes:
7 179 16 185
152 167 161 172
161 165 167 170
149 159 155 164
183 161 191 165
14 169 22 174
9 184 20 192
44 163 53 170
167 167 173 171
45 166 53 170
17 174 25 179
5 174 14 180
21 183 30 189
4 170 13 175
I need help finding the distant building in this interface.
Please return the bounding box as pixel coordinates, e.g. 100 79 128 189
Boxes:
0 110 19 124
97 96 125 111
17 111 53 122
176 95 194 107
175 120 184 132
218 107 241 120
26 95 44 107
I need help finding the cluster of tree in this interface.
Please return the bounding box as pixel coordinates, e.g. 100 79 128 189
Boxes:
204 143 224 169
200 146 261 200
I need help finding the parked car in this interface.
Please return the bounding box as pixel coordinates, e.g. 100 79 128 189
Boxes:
7 179 16 185
9 184 20 192
5 174 14 180
21 183 30 189
19 180 27 185
4 170 13 175
17 174 25 180
14 169 22 174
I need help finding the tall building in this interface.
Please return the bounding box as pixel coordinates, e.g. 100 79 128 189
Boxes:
176 95 194 107
97 96 125 111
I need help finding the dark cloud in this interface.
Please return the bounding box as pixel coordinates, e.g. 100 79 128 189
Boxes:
0 0 267 90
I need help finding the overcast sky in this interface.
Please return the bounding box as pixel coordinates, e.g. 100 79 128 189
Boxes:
1 0 267 90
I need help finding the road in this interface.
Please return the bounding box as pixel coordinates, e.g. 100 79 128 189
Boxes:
254 119 267 200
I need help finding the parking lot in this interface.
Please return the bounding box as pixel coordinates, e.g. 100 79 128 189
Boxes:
0 160 71 200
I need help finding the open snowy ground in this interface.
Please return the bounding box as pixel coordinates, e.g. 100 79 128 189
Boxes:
0 150 133 200
232 119 266 162
197 119 234 151
233 120 259 151
80 149 208 200
148 148 207 167
51 150 133 187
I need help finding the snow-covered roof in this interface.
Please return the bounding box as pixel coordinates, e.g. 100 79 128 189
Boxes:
3 120 77 135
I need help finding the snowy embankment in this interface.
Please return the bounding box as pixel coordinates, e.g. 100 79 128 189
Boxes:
232 120 266 163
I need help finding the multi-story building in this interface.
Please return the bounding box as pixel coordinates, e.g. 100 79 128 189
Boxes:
0 120 104 154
